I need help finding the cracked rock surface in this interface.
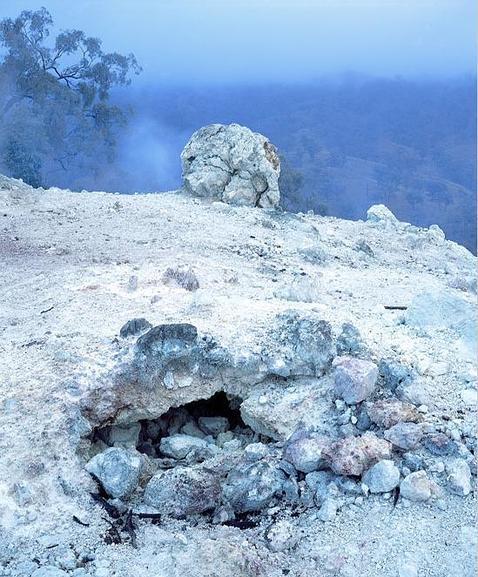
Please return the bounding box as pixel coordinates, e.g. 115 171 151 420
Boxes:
181 123 280 208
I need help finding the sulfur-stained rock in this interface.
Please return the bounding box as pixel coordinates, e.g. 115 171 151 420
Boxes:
324 433 391 476
367 399 421 429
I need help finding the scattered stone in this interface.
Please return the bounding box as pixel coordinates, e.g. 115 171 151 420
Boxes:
270 310 335 378
402 453 425 473
324 433 391 476
126 275 138 292
366 204 398 224
354 239 374 257
212 504 235 524
305 471 334 505
317 498 338 521
378 359 414 392
180 420 206 439
108 422 141 448
356 405 372 431
283 429 331 473
216 431 235 447
335 476 362 495
32 568 69 577
181 123 280 208
198 416 230 436
423 433 456 457
446 459 472 496
400 471 432 502
222 460 285 512
144 464 222 517
384 422 423 450
119 318 152 338
159 434 211 459
367 399 421 429
336 323 368 357
265 519 298 552
362 460 400 493
244 443 270 462
162 266 199 291
333 356 378 404
86 448 142 499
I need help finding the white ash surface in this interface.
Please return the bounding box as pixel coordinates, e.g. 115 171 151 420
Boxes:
0 176 476 577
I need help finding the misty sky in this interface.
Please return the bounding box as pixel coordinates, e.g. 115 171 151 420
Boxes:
2 0 476 83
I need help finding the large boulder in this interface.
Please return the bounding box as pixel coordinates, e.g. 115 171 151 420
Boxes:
181 123 280 208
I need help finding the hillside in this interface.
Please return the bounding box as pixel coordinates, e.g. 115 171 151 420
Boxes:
0 175 476 577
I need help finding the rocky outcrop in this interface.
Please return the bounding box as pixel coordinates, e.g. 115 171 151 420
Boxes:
181 123 280 208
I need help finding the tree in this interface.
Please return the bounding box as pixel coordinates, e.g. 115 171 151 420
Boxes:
0 7 141 186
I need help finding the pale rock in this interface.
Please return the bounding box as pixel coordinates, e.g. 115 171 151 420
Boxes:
366 204 398 224
384 422 423 450
240 377 331 441
318 498 338 521
265 519 299 552
446 459 472 496
181 123 280 208
283 429 331 473
362 460 400 493
85 447 142 499
405 290 476 355
159 434 211 459
400 471 432 502
333 356 378 404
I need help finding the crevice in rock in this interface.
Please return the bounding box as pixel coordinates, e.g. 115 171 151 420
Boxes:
87 391 272 465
